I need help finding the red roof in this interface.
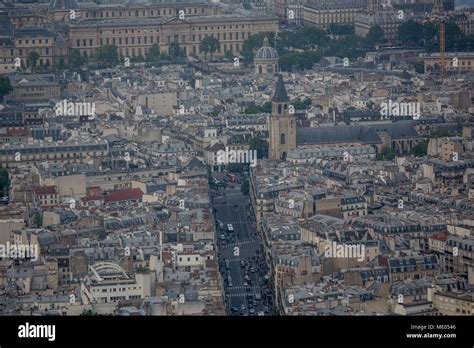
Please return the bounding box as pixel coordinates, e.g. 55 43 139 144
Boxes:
7 128 29 136
35 186 57 195
104 188 143 203
88 186 102 195
431 233 448 242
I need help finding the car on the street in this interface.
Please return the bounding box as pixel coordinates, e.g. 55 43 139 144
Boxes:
250 267 256 273
249 308 255 315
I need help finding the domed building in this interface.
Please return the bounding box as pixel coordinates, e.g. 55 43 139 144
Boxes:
355 0 399 41
254 37 279 75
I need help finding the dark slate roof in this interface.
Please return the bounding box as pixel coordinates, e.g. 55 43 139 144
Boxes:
366 122 420 139
50 0 79 10
15 27 54 38
186 157 206 170
296 125 381 146
272 74 289 103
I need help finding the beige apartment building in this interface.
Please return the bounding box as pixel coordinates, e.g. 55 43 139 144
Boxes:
428 137 463 161
303 0 366 29
0 141 109 169
137 91 178 116
424 52 474 73
69 13 278 59
5 74 60 103
433 291 474 315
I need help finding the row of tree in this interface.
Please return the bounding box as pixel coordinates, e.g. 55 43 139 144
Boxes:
240 19 470 73
69 35 224 70
241 25 385 72
397 20 473 51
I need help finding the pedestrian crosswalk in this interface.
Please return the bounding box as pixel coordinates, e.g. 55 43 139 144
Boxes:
221 239 257 249
226 286 260 293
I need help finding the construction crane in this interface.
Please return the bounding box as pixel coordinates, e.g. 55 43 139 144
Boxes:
432 0 447 79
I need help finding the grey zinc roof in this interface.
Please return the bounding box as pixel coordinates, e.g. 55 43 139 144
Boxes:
296 125 381 146
366 122 420 140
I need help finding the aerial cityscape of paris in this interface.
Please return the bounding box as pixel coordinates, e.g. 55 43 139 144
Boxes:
0 0 473 332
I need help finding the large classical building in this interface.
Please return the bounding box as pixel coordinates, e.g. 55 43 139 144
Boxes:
50 0 223 22
1 2 278 72
355 0 400 41
69 12 279 59
303 0 367 29
0 11 68 73
268 75 422 160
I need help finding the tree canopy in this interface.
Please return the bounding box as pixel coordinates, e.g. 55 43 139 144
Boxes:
95 45 119 68
200 36 220 60
27 51 40 70
249 137 269 159
0 76 12 101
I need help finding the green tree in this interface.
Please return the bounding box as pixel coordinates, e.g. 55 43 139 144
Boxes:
135 265 149 273
0 76 12 101
200 36 220 60
241 31 276 63
410 139 428 157
422 22 438 44
292 27 329 50
291 98 312 110
69 49 86 69
366 25 385 46
27 51 40 71
146 44 161 63
376 146 397 160
445 22 464 51
329 23 354 36
225 50 234 59
168 42 186 62
32 213 42 228
245 101 271 114
80 310 98 316
95 45 119 68
249 137 268 159
398 20 424 46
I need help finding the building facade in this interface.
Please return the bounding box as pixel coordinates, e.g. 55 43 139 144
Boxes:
69 13 279 59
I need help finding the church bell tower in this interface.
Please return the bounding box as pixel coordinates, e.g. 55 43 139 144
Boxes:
269 75 297 161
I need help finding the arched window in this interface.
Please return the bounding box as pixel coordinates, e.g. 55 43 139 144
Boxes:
278 104 282 114
259 65 262 74
280 133 286 145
